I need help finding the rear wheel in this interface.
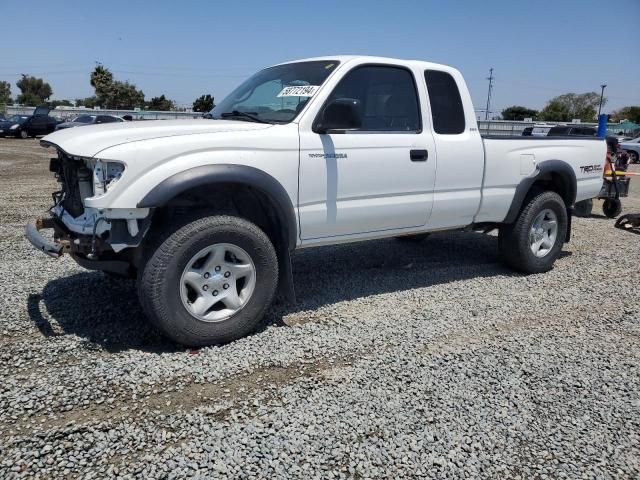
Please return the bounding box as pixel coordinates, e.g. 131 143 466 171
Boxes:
602 198 622 218
499 190 567 273
627 151 638 164
138 215 278 346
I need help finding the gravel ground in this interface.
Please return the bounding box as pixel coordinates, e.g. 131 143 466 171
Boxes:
0 137 639 479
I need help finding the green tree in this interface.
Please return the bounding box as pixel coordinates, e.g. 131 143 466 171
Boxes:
16 74 53 105
538 92 603 122
611 106 640 124
147 94 175 111
89 65 114 105
501 105 538 121
89 65 145 109
193 94 214 112
111 81 145 109
76 96 100 108
0 81 12 106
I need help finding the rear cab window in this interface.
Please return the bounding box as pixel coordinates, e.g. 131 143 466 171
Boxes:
424 70 465 134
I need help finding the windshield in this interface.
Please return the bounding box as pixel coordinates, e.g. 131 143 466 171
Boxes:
8 115 29 124
211 60 339 123
73 115 95 123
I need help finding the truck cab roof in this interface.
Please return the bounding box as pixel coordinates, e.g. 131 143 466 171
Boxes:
277 55 461 75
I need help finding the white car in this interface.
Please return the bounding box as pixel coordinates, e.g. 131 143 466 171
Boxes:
620 137 640 163
27 55 606 346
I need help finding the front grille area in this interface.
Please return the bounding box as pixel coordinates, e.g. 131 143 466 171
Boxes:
50 151 91 217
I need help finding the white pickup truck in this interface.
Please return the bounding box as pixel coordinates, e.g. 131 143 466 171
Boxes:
27 56 606 346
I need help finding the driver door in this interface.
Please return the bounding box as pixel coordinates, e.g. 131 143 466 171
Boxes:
298 65 437 240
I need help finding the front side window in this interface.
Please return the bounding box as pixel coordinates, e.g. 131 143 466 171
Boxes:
9 115 29 124
424 70 465 134
211 60 339 123
324 65 421 132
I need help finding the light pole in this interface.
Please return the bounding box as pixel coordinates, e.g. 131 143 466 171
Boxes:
484 68 494 121
597 84 607 118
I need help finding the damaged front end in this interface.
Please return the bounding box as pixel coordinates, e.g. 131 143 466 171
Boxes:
26 144 151 276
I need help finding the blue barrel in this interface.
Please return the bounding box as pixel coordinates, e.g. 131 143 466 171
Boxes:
597 114 608 138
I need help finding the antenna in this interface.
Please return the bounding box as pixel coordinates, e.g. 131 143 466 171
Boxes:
485 68 494 121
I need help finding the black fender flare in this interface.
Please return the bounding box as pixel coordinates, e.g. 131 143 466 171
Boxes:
137 164 298 250
503 160 577 224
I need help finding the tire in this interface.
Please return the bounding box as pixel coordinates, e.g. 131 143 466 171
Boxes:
395 233 431 243
628 151 639 164
498 190 567 274
19 130 28 139
573 199 593 218
103 270 134 280
138 215 278 347
602 198 622 218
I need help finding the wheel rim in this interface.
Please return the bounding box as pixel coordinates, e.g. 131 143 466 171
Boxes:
179 243 256 322
529 209 558 258
20 130 28 139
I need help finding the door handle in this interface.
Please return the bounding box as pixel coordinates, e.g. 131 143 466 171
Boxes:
410 149 428 161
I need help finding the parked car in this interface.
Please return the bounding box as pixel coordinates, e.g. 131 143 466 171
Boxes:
55 114 124 131
0 115 31 138
547 125 597 137
0 105 59 138
522 124 553 136
620 136 640 163
28 55 606 347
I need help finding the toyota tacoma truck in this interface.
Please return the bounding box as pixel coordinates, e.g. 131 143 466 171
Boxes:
27 56 606 346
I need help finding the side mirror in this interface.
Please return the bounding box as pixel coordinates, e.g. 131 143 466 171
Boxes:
315 98 362 134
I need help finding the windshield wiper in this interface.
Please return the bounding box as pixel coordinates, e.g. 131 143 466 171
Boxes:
219 110 269 124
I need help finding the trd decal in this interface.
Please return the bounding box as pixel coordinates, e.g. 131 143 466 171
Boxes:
579 165 603 174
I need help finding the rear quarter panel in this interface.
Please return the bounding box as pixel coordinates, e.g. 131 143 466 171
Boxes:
476 137 606 223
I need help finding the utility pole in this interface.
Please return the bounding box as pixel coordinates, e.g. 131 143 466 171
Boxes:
597 84 607 117
485 68 494 121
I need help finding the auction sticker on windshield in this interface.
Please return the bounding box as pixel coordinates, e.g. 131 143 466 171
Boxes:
277 85 320 97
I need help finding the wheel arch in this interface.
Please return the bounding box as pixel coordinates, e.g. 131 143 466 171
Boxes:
137 164 298 250
137 164 298 302
503 160 577 224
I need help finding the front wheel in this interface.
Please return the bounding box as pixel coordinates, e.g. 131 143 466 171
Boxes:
18 130 28 139
138 215 278 346
498 191 567 274
628 151 639 164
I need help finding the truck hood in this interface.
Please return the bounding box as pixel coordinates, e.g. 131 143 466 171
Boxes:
41 119 273 157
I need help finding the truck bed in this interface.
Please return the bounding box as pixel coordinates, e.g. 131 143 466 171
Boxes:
475 136 606 223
